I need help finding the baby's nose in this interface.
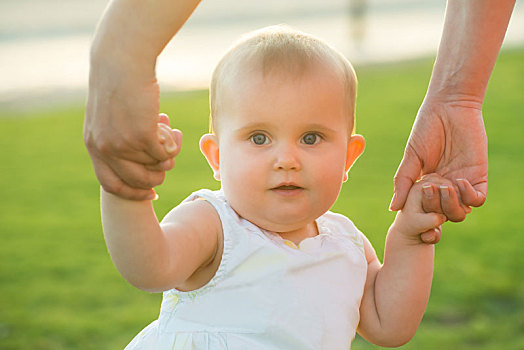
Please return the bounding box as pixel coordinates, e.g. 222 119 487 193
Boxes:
273 147 301 171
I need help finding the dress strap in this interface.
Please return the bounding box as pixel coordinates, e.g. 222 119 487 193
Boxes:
183 189 240 244
166 189 237 298
318 211 365 256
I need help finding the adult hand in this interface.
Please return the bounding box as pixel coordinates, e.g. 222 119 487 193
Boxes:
84 73 179 201
389 0 514 222
416 173 472 244
83 0 201 201
390 100 488 221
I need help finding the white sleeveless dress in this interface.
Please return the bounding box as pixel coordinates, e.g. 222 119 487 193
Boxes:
125 189 368 349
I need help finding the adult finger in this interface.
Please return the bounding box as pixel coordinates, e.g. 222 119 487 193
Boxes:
457 178 487 208
91 156 157 200
145 158 175 172
390 149 422 211
110 157 166 190
421 183 442 213
439 185 466 222
102 176 158 201
85 124 164 166
112 147 168 166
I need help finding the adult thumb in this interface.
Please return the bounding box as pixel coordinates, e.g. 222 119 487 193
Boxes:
390 151 422 211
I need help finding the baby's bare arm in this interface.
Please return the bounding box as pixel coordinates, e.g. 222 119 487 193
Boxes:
358 178 448 346
101 191 221 292
101 125 217 292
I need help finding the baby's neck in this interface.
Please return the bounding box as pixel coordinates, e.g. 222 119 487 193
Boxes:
276 221 319 246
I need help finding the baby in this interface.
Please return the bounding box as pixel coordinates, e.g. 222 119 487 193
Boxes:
101 26 456 349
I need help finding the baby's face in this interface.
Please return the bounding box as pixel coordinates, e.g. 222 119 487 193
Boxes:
213 64 355 234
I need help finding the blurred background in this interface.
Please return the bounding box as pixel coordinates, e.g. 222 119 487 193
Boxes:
1 1 523 349
1 0 523 105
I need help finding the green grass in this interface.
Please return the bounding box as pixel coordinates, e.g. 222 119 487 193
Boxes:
1 48 523 349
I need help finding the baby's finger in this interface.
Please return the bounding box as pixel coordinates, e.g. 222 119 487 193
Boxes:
157 123 180 154
420 225 442 244
421 183 442 214
157 123 171 141
148 126 182 172
145 119 178 161
170 129 183 157
158 113 170 126
439 185 467 222
423 212 447 232
157 114 184 158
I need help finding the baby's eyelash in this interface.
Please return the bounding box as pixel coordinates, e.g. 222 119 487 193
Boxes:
301 132 323 145
249 132 270 145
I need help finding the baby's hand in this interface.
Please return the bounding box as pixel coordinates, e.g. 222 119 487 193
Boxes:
157 123 178 153
392 174 459 244
155 113 183 170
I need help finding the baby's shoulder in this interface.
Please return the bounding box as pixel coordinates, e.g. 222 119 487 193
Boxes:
161 190 222 232
320 211 365 250
321 211 360 234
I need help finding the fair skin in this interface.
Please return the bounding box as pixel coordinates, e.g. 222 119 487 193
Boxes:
101 63 453 346
86 0 515 227
201 63 362 238
391 0 516 217
85 0 201 200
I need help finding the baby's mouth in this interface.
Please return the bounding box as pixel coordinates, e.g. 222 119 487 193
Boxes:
273 185 302 190
270 184 304 197
271 183 304 192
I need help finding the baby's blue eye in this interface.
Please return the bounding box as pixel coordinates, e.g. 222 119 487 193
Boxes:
302 133 319 145
251 134 268 145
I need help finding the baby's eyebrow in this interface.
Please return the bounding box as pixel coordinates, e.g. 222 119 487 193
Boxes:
234 122 338 134
302 123 338 134
233 122 272 134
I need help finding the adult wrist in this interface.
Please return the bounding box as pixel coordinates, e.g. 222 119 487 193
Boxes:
425 63 486 109
89 44 157 89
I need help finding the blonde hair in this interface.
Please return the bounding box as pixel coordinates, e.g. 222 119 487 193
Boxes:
209 25 358 133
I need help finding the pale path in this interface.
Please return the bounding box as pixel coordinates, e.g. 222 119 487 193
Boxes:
1 0 523 107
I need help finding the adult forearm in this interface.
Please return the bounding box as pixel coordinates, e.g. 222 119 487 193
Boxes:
90 0 202 82
427 0 515 103
373 228 435 345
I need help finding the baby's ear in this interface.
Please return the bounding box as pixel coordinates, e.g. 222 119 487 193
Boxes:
343 134 365 182
200 134 221 180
